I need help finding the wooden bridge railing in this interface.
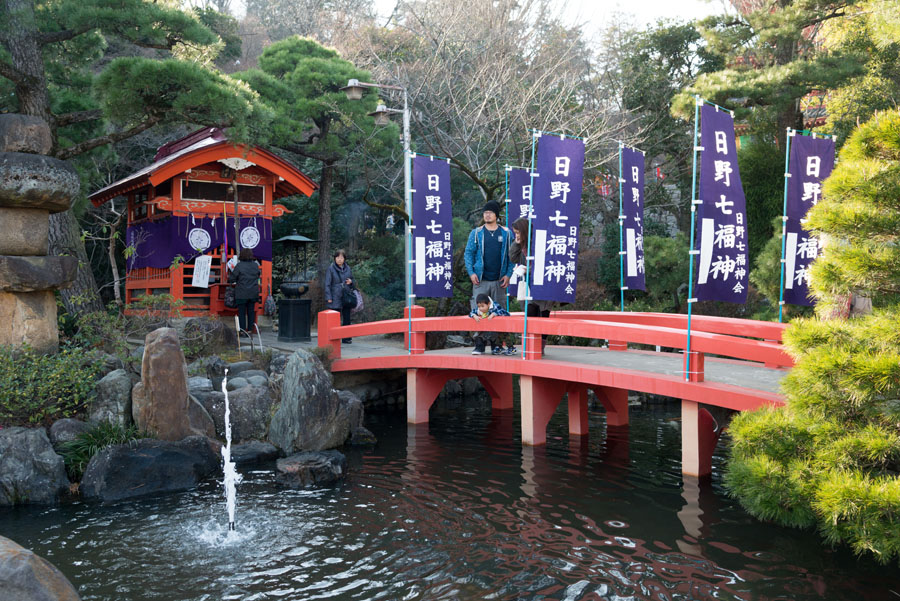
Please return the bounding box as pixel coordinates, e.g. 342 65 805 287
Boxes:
318 307 793 382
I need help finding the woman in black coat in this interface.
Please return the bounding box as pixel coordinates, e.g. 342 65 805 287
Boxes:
228 248 261 332
324 249 354 343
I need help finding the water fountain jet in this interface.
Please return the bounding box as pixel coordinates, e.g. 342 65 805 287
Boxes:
221 368 242 532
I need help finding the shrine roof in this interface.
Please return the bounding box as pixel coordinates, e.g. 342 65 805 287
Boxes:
89 128 318 206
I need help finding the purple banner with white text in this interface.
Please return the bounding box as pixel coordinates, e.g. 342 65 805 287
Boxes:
412 155 453 297
620 145 646 291
531 135 585 304
783 133 835 306
695 105 748 303
507 167 534 224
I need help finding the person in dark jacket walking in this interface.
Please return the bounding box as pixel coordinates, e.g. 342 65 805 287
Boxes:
228 248 261 332
324 249 355 343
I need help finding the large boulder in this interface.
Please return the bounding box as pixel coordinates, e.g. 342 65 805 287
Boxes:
0 535 81 601
231 441 281 466
276 450 347 488
0 428 69 505
194 385 275 444
131 328 215 441
80 436 219 503
267 349 352 453
89 368 132 427
48 419 91 450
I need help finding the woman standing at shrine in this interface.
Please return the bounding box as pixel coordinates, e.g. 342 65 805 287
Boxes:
325 249 355 344
229 248 261 332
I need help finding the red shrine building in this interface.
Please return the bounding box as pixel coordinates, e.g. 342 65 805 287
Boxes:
89 128 317 317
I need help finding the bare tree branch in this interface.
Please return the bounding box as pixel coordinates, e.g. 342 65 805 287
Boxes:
54 117 162 160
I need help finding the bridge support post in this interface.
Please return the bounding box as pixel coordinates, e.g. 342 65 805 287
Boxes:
591 386 629 426
404 305 426 353
683 350 705 382
567 385 589 436
681 400 719 477
478 373 514 410
608 340 628 351
523 332 543 360
520 375 567 445
407 368 445 423
317 310 342 359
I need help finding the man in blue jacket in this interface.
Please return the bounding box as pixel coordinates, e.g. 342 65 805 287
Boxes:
464 201 513 310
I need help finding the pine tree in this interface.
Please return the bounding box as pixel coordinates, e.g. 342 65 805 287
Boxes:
725 110 900 562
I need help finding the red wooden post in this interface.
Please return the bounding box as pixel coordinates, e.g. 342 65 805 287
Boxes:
567 384 589 436
523 332 543 360
519 375 567 445
404 304 426 354
608 340 628 351
591 386 629 427
683 350 705 382
477 372 514 410
317 310 342 359
681 400 718 477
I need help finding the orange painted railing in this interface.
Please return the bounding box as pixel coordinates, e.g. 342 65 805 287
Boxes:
318 308 794 381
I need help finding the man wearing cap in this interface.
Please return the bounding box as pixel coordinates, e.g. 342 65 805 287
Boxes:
464 200 513 310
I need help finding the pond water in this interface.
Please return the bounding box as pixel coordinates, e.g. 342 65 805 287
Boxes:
2 397 899 601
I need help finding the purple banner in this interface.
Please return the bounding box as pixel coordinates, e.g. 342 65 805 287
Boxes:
412 155 453 298
530 135 585 304
620 145 646 291
783 133 835 306
507 167 534 224
695 105 748 303
126 215 272 271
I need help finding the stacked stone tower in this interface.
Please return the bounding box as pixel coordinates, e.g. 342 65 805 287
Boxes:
0 115 79 352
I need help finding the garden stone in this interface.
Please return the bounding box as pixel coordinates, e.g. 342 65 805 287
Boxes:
231 441 280 466
81 436 219 503
276 450 347 488
226 377 249 391
205 356 227 391
0 427 69 505
0 255 77 292
0 290 58 352
246 375 267 387
0 114 53 154
131 328 215 441
349 427 377 446
337 390 365 431
267 349 352 453
227 361 254 375
0 152 79 213
240 369 267 380
0 535 81 601
90 369 132 427
48 419 91 450
188 376 213 392
0 208 49 256
268 353 288 375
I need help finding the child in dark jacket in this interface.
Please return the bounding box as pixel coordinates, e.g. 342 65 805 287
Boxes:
468 293 516 355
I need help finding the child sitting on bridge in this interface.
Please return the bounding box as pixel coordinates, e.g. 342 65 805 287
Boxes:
469 293 516 356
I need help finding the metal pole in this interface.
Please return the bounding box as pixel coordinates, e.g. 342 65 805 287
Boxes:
232 178 240 255
685 96 702 382
618 143 625 312
778 128 794 323
504 165 511 314
522 132 538 359
403 89 413 354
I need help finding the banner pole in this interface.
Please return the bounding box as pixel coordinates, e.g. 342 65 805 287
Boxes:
778 128 794 323
523 132 538 359
685 96 702 382
618 142 625 312
504 165 511 314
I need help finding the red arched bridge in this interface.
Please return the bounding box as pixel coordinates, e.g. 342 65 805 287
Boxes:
318 308 792 477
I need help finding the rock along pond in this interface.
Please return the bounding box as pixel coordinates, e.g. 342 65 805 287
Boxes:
1 397 899 601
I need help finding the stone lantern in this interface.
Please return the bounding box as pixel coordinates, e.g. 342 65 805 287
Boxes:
0 115 78 352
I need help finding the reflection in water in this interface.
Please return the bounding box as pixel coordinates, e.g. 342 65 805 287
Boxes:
0 399 898 600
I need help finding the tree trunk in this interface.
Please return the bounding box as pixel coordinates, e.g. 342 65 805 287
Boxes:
49 210 105 315
108 211 126 308
316 161 336 282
